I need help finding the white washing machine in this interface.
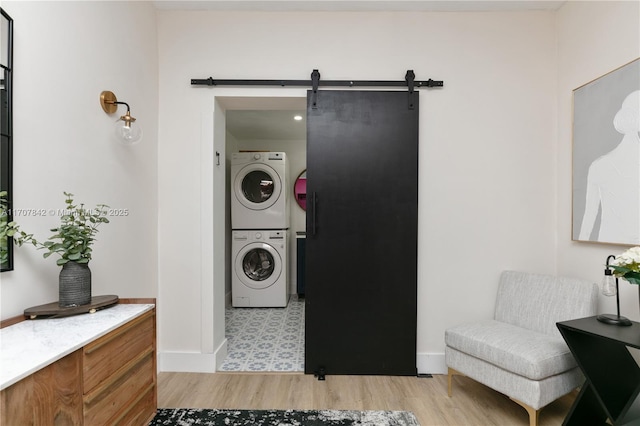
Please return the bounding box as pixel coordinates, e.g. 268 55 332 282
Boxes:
232 229 288 307
231 152 289 230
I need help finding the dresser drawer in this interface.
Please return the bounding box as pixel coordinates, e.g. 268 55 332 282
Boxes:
83 350 154 425
83 310 155 394
112 380 157 426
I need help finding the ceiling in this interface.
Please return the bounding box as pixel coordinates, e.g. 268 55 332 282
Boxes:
153 0 566 12
226 110 307 140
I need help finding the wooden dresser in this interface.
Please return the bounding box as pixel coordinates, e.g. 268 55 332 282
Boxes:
0 303 156 425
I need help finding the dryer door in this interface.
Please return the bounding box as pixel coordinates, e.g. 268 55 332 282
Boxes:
235 242 282 289
234 163 282 211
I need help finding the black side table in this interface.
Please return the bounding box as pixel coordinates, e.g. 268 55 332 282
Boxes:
557 316 640 425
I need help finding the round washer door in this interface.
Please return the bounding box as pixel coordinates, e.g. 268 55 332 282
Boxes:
235 242 282 289
234 163 282 211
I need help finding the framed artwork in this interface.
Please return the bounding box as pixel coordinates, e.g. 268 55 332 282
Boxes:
572 58 640 245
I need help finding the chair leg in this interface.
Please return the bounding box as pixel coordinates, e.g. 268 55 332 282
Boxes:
447 367 462 397
510 397 540 426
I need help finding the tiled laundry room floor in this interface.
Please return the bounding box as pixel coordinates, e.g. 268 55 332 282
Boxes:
219 295 305 372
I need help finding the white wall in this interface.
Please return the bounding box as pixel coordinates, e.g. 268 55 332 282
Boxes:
225 130 240 301
0 1 158 319
157 9 557 373
556 1 640 321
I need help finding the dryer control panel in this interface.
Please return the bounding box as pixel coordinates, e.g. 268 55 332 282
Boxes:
232 230 286 242
231 152 285 162
268 231 285 240
267 152 284 161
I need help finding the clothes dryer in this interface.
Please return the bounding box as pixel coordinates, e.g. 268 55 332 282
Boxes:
232 229 288 307
231 152 289 229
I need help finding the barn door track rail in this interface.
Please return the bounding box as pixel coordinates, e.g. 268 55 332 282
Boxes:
191 69 444 110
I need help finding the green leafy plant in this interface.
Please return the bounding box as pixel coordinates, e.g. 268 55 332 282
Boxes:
610 247 640 285
2 192 110 266
0 190 11 266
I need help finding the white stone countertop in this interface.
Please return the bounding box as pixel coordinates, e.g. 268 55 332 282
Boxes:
0 303 154 391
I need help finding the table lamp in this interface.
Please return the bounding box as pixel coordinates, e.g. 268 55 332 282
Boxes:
597 255 632 326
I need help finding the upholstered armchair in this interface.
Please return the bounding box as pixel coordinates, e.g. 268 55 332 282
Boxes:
445 271 598 426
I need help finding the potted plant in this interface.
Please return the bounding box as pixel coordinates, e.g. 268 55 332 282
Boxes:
3 192 109 307
610 247 640 285
0 191 11 268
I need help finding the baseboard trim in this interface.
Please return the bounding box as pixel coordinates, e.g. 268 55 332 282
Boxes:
159 338 228 373
159 351 217 373
417 352 447 375
214 338 228 371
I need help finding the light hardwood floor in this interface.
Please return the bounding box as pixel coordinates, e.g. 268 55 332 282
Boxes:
158 372 575 425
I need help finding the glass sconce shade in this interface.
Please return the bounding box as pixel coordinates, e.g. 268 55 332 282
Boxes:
114 113 142 145
601 270 617 296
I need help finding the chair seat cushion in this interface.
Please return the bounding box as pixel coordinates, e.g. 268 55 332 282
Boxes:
445 319 576 380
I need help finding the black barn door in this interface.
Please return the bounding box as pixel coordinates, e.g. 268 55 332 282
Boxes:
305 90 418 376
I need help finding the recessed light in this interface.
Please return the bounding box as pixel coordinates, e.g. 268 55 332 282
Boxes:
294 115 303 121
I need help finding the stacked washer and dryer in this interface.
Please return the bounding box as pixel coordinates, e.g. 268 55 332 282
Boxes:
231 152 290 307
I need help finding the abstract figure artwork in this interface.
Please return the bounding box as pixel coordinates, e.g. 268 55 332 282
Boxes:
573 58 640 245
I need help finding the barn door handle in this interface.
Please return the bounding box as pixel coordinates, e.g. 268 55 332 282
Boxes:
310 192 318 236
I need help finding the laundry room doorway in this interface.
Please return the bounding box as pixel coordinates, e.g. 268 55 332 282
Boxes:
212 90 419 376
218 95 308 372
305 90 419 377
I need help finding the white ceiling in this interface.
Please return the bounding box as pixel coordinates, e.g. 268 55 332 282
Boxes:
153 0 566 12
227 110 307 140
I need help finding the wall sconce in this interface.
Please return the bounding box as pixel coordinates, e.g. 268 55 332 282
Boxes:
597 255 632 326
99 90 143 144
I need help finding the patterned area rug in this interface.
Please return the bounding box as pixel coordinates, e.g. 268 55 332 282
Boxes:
150 408 420 425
